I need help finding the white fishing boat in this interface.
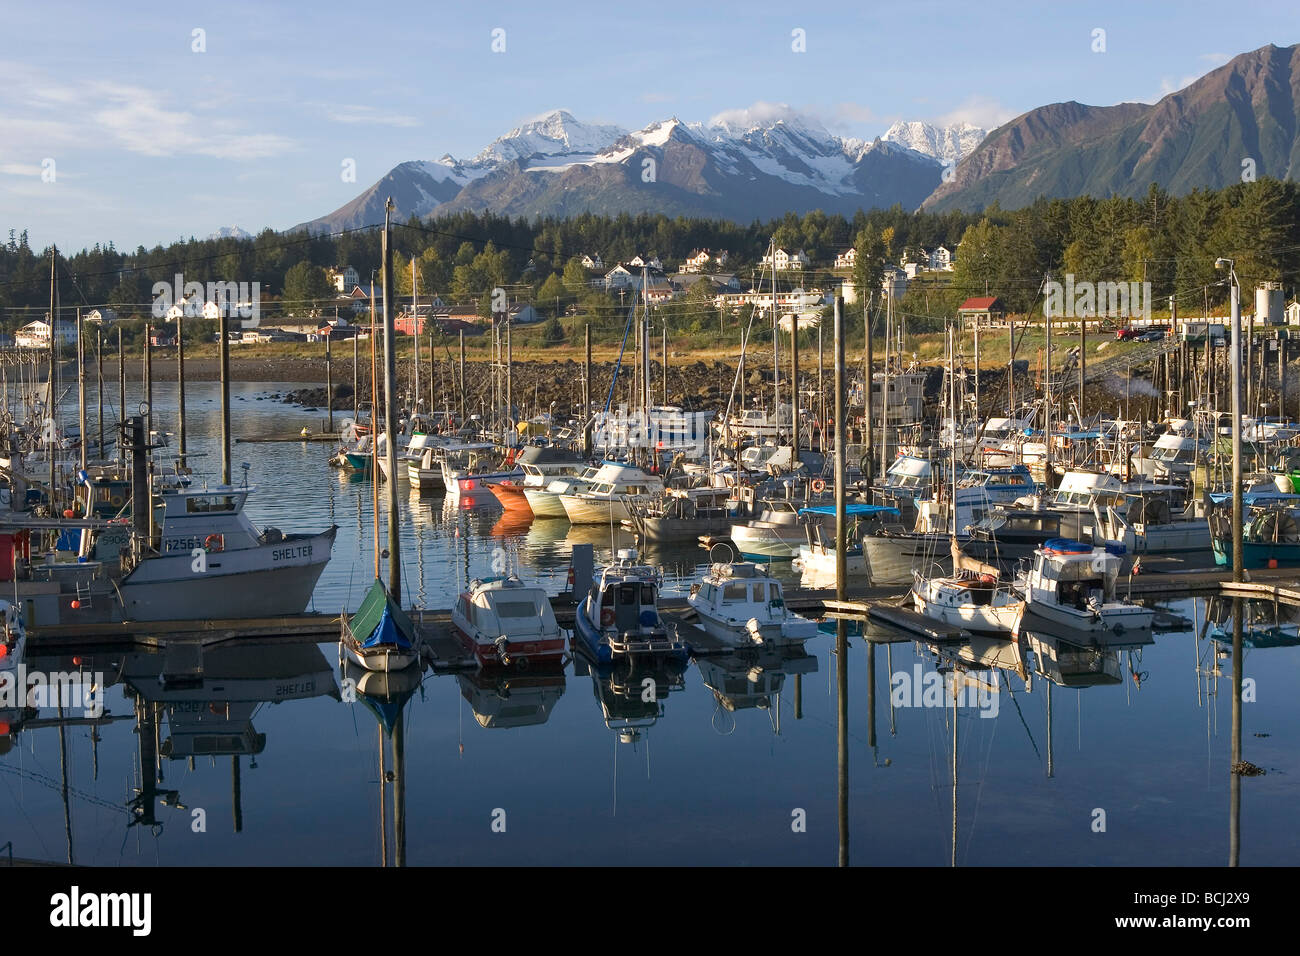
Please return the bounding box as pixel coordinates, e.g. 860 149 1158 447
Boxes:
114 485 337 622
912 567 1024 634
1017 539 1154 637
451 575 566 669
440 447 521 506
686 560 819 647
488 445 589 512
523 465 602 519
727 498 806 560
559 461 663 525
573 548 686 665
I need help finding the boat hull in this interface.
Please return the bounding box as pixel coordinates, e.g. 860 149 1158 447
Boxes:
454 627 566 669
522 488 570 519
862 533 951 585
488 481 532 511
118 528 336 622
1210 537 1300 568
561 495 635 525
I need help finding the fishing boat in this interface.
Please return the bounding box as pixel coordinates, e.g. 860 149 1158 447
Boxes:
912 566 1023 634
1018 539 1154 636
961 507 1064 566
487 445 588 512
341 578 422 672
523 465 602 519
559 461 664 525
441 446 521 506
451 575 566 669
115 485 338 622
1209 501 1300 568
686 560 819 647
573 548 686 665
727 498 808 561
793 503 901 584
1098 489 1210 555
624 486 734 543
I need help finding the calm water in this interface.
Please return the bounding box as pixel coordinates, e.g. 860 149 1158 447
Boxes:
1 382 1295 866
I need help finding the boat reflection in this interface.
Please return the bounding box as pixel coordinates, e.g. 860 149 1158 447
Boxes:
456 665 566 729
345 658 421 867
695 646 817 733
575 653 686 743
1206 595 1300 648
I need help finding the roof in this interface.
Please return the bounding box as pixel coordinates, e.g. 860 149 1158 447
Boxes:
959 296 1005 311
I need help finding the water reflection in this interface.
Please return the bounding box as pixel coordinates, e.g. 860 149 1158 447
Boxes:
457 666 566 730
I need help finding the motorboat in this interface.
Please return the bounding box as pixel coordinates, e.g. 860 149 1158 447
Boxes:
487 445 588 512
451 575 566 669
523 465 602 519
573 548 686 665
559 462 664 525
1018 539 1154 637
686 560 819 647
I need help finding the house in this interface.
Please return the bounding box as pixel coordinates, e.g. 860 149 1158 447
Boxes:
395 314 427 336
682 249 727 273
318 322 359 340
605 264 635 289
833 248 856 270
627 254 662 270
929 246 954 271
85 308 118 324
1287 300 1300 326
16 318 77 349
580 253 603 270
958 295 1007 329
508 304 542 325
149 328 177 348
762 248 809 271
327 266 360 293
435 318 486 336
903 262 923 279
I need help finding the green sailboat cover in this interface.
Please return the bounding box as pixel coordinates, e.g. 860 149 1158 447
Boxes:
349 578 417 649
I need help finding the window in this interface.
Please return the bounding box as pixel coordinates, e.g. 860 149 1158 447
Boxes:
495 601 538 619
186 495 238 514
640 583 656 605
723 582 747 602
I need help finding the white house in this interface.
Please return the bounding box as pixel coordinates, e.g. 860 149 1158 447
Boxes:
508 304 542 324
833 248 856 270
1286 300 1300 326
627 254 662 270
580 253 603 270
763 248 809 271
327 265 360 293
929 246 954 271
604 264 636 289
85 308 118 324
881 265 908 299
682 249 727 273
16 318 77 349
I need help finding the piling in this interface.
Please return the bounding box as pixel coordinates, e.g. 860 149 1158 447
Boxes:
1229 278 1243 583
325 333 333 433
143 324 153 444
176 313 186 459
863 301 872 480
584 324 592 457
458 331 465 424
382 198 401 601
219 311 231 485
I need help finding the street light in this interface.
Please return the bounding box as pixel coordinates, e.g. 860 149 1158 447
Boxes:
1215 257 1243 583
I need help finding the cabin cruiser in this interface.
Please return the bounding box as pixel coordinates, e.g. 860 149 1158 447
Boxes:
1129 431 1201 479
912 542 1023 634
1096 489 1209 555
114 485 337 622
574 548 686 665
686 560 819 647
407 439 490 492
451 575 566 669
715 404 796 442
1023 469 1126 539
727 498 807 561
487 445 588 511
1018 539 1154 637
559 462 664 525
441 446 522 506
523 465 602 519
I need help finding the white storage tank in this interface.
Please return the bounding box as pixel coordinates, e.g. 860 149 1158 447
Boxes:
1256 282 1284 326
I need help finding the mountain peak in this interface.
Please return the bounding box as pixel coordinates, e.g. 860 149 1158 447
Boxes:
471 110 627 165
882 121 987 164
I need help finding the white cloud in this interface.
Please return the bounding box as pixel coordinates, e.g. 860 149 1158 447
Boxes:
934 95 1017 131
708 101 805 130
1201 52 1232 67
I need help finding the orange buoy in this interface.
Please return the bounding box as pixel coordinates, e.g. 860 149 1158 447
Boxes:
63 509 75 519
71 600 81 609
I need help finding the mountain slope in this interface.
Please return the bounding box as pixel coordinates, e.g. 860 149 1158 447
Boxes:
924 43 1300 211
883 121 987 164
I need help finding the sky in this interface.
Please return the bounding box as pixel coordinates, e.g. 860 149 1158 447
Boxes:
2 0 1296 252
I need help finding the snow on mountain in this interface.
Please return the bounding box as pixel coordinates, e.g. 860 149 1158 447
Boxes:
470 109 627 166
882 121 986 164
208 226 252 240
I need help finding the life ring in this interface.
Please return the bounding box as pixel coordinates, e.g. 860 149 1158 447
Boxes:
600 607 615 628
109 493 125 509
204 534 225 553
811 478 826 494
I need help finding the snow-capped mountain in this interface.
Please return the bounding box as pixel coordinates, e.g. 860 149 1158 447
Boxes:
882 121 986 165
294 108 946 231
207 225 253 240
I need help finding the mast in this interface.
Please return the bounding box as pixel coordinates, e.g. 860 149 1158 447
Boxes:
382 198 401 601
1044 274 1053 482
76 308 86 474
48 246 57 509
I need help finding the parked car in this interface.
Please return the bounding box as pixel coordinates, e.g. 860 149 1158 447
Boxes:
1116 327 1139 340
1136 329 1166 342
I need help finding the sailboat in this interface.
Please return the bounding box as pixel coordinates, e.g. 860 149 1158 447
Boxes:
342 578 422 672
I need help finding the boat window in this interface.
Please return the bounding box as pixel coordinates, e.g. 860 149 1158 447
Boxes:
640 583 656 605
495 601 538 619
185 495 238 513
723 582 747 602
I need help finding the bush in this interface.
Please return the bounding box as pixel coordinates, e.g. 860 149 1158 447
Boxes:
541 317 566 346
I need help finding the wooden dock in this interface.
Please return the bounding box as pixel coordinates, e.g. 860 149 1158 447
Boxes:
236 432 343 444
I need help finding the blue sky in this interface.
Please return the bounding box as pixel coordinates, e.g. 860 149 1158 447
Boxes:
2 0 1295 252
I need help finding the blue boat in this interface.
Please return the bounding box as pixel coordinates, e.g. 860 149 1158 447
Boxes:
573 549 687 665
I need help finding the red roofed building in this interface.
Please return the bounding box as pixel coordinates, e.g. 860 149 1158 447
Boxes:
958 295 1006 329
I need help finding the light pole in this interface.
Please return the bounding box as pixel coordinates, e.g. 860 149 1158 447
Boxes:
1216 258 1243 583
